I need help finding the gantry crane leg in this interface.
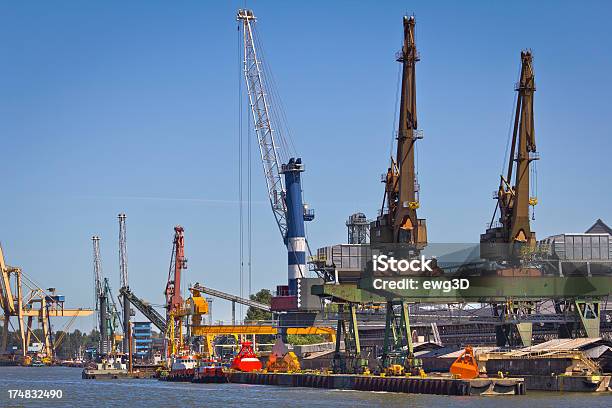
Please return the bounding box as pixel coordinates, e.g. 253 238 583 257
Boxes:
575 299 600 338
382 301 420 372
1 317 8 352
16 270 26 356
494 301 533 347
25 316 33 350
332 303 365 374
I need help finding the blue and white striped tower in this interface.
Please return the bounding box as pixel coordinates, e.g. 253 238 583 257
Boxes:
282 158 309 295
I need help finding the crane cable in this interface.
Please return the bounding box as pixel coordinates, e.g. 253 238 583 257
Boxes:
238 21 244 319
531 159 538 220
501 61 522 178
248 87 253 297
252 24 296 162
490 62 521 229
381 62 402 217
389 62 402 166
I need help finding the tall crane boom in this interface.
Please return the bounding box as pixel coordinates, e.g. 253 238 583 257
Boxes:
164 226 188 357
118 213 131 353
92 236 106 353
118 214 129 289
506 51 537 243
101 278 120 353
92 236 120 354
237 9 314 296
481 51 538 260
165 226 186 314
120 287 167 333
238 9 287 240
0 245 16 315
371 15 427 248
92 236 102 308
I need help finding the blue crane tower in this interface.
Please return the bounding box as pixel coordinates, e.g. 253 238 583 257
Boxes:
283 158 315 294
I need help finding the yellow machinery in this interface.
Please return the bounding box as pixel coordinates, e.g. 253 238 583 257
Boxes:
288 327 336 343
187 286 336 360
166 310 184 358
385 364 405 376
191 324 335 342
185 289 211 356
165 227 189 359
1 245 26 356
191 323 336 362
266 351 300 373
265 339 300 373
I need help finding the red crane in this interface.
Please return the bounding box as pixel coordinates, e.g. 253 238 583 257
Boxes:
165 226 186 313
165 226 187 357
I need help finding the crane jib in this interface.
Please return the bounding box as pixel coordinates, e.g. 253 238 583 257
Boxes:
238 9 314 291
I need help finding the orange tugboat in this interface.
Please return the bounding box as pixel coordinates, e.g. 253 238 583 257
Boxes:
230 342 262 372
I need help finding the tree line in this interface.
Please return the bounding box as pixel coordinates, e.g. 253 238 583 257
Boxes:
0 326 100 359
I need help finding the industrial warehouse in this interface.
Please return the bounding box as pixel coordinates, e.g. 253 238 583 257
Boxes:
1 3 611 406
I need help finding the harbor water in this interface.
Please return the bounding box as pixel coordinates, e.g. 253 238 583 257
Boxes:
1 367 611 407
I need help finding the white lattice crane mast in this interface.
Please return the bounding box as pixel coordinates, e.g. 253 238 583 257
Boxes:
92 236 102 310
237 9 314 300
118 213 130 353
237 9 287 239
119 214 129 289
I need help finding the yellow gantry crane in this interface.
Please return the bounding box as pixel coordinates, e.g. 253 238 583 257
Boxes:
0 244 26 356
1 243 92 362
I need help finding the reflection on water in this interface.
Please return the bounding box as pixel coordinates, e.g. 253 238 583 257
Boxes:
0 367 611 408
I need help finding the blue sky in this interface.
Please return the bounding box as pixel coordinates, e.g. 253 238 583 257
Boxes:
1 1 611 331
